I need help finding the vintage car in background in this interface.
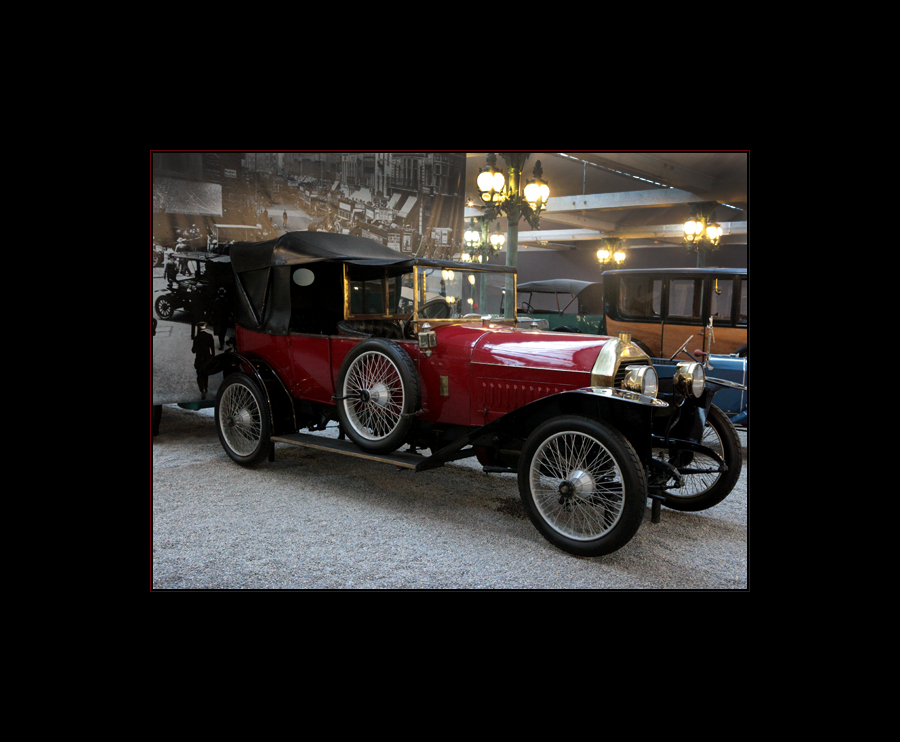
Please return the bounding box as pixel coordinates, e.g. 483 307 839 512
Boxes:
208 232 743 557
516 279 605 334
519 269 748 427
603 268 747 358
603 267 747 428
153 251 234 327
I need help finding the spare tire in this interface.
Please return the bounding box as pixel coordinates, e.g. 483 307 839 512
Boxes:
335 338 420 453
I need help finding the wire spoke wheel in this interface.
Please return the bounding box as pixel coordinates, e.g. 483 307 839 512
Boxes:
336 339 420 454
343 351 405 441
654 404 742 511
530 430 626 541
215 373 271 466
518 416 646 557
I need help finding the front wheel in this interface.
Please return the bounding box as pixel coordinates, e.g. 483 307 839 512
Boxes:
654 404 742 511
215 373 271 466
518 416 647 557
155 295 175 320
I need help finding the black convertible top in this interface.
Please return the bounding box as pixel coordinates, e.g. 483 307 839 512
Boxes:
229 231 515 274
229 231 405 273
517 279 599 295
228 231 514 335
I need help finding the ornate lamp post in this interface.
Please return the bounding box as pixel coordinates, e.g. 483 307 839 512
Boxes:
597 237 627 269
475 153 550 316
683 201 723 267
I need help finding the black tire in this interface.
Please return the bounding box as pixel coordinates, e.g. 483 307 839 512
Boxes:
656 404 742 511
518 415 647 557
335 339 420 454
215 373 272 467
155 295 175 320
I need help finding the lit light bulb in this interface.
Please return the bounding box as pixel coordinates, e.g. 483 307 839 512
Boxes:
477 171 495 192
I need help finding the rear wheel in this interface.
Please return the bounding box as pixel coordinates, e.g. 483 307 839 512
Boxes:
215 373 271 466
518 416 647 557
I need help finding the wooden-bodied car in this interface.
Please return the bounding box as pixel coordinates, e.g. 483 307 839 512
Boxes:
211 232 742 557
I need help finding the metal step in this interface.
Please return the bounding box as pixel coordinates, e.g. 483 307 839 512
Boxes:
270 432 425 469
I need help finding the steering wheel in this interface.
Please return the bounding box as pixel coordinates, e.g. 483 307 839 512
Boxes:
519 302 535 313
400 299 453 338
420 298 452 319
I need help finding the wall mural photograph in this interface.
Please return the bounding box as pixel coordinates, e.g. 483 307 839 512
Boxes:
152 152 468 412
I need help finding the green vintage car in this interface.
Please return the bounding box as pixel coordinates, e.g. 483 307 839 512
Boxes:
516 279 605 334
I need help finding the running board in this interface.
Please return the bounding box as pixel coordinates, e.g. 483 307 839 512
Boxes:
270 433 425 469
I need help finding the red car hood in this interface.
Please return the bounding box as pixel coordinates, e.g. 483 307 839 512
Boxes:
439 323 610 373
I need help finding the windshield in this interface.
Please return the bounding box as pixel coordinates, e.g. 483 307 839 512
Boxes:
415 266 513 321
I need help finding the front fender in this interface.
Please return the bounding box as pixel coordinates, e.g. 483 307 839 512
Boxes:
417 387 666 471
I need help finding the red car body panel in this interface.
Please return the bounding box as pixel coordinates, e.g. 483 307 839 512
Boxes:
237 323 612 428
468 325 608 424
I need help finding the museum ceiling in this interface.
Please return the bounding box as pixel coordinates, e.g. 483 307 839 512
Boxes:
463 152 748 253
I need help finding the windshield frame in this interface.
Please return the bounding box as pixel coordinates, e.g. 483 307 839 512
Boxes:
341 261 518 325
412 264 517 326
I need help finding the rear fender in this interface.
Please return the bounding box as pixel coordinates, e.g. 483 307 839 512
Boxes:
219 351 298 436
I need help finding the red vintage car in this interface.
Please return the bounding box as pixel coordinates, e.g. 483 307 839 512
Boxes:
211 232 742 557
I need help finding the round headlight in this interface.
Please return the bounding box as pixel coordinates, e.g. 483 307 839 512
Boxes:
623 365 658 398
674 362 705 398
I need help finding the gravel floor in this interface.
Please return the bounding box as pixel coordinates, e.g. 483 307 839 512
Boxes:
152 405 748 591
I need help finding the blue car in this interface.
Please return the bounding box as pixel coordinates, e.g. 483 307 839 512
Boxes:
652 353 747 428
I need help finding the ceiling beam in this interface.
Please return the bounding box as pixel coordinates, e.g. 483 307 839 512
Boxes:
575 153 722 193
517 221 748 245
544 188 702 213
539 211 619 231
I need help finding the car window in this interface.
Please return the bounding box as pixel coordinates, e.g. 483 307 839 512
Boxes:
417 267 508 318
739 277 748 325
347 267 413 317
667 277 705 321
710 276 734 324
350 277 386 314
619 276 662 319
